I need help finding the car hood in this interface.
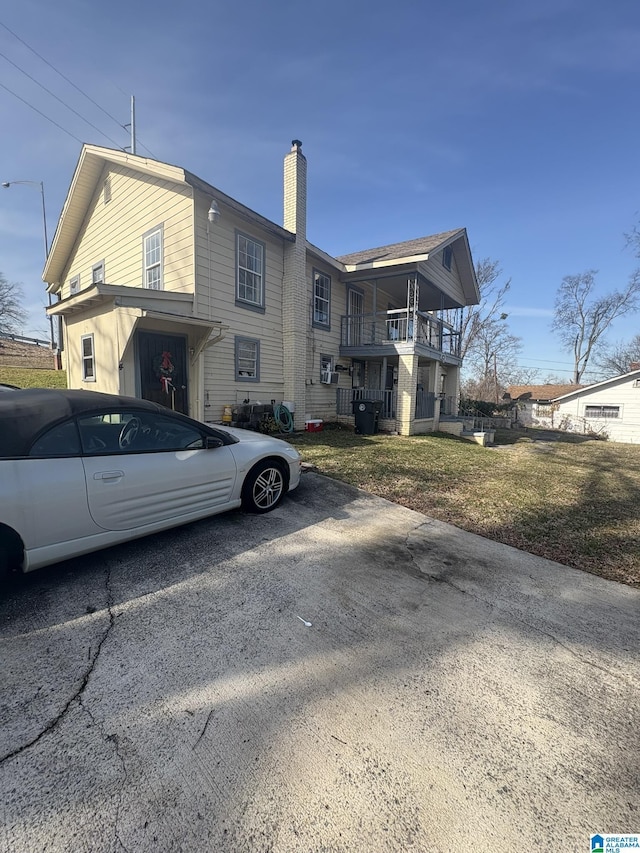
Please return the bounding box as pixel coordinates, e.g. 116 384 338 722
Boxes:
214 425 299 452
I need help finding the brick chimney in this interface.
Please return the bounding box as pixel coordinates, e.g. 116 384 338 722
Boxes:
282 140 307 429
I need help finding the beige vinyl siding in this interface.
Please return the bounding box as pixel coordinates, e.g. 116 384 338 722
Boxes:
64 302 137 395
418 249 466 307
59 165 193 299
555 377 640 443
304 259 345 421
193 193 287 418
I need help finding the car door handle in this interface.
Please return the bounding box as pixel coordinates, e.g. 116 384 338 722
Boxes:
93 471 125 481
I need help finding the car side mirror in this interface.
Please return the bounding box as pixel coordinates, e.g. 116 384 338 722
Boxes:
205 436 225 449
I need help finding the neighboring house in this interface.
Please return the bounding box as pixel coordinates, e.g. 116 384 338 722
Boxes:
506 384 582 428
551 369 640 443
43 142 480 435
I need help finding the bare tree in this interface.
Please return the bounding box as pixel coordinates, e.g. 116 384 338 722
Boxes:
593 333 640 377
458 258 511 361
465 316 522 402
456 258 526 401
0 272 26 336
551 270 640 383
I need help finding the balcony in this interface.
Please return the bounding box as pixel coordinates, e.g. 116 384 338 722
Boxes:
340 309 461 363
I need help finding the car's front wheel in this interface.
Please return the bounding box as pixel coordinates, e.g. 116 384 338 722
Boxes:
241 460 287 513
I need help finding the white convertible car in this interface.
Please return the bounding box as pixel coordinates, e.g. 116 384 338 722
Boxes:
0 389 301 581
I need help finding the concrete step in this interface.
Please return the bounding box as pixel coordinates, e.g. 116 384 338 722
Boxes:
461 430 495 447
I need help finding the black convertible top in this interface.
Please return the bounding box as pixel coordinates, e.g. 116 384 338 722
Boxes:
0 389 166 457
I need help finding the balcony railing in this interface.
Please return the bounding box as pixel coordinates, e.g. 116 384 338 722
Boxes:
340 310 460 357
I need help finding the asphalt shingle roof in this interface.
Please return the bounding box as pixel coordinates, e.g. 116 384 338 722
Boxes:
336 228 464 266
507 384 583 401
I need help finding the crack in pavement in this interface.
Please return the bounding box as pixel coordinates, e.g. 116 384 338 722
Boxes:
405 523 639 688
0 564 116 764
79 698 132 853
193 709 215 751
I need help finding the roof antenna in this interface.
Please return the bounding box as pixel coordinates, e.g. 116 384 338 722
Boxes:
123 95 136 154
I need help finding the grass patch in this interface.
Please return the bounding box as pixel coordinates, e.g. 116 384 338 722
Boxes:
0 367 67 389
288 428 640 587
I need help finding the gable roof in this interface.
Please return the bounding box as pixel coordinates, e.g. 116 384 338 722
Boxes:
336 227 479 306
336 228 464 266
507 384 583 401
43 145 293 287
552 369 640 401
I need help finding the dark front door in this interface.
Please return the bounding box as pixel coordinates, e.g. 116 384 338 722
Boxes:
137 331 188 414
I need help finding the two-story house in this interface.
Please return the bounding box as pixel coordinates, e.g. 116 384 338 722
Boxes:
43 141 479 435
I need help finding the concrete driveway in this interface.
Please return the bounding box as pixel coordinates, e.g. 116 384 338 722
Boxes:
1 471 638 852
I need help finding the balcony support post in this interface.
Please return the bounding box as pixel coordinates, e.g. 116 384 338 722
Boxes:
397 352 419 435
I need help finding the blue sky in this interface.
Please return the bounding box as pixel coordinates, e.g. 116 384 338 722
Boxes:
1 0 639 381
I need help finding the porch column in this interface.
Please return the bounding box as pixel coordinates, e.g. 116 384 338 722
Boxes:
397 353 419 436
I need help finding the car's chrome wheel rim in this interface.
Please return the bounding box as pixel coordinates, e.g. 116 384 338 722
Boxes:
253 467 284 509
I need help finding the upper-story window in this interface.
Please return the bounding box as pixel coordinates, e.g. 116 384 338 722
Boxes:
313 270 331 328
236 232 265 311
69 274 80 294
442 246 453 271
92 261 105 284
144 226 163 289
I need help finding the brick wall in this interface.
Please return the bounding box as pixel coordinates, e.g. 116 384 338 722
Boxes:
0 338 58 369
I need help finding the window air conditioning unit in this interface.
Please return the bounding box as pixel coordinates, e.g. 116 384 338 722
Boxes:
321 370 339 385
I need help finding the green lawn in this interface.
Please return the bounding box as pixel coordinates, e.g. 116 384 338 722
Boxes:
288 426 640 587
0 367 67 389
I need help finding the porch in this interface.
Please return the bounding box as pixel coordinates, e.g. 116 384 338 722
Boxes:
339 309 461 364
336 387 438 424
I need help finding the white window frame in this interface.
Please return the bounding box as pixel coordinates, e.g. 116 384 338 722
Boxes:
320 354 333 378
442 246 453 271
236 231 265 311
69 274 80 294
92 261 105 284
313 269 331 329
143 225 163 290
235 336 260 382
81 334 96 382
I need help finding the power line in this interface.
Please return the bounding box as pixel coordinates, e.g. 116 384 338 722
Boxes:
0 20 158 159
0 80 84 144
0 49 125 150
0 20 125 131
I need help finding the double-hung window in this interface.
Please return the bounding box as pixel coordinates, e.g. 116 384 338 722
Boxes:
235 337 260 381
236 232 265 310
69 275 80 294
144 226 163 289
81 334 95 381
313 270 331 328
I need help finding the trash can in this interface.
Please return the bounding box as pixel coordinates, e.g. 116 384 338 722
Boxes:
352 399 382 435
